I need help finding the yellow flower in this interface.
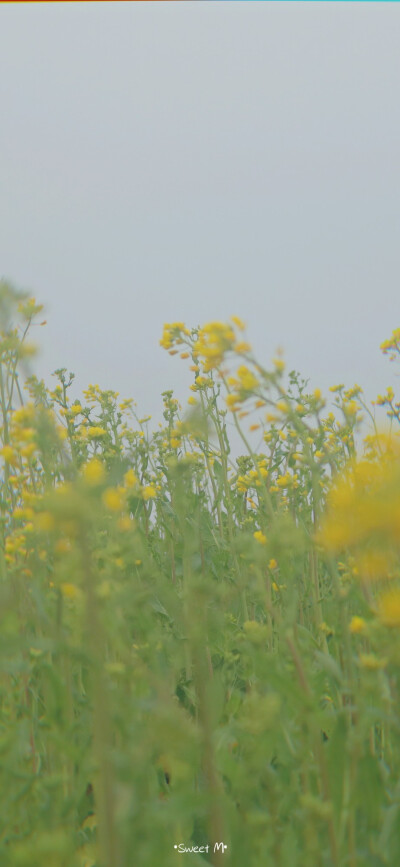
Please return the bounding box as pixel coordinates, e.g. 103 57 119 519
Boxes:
378 589 400 627
21 443 36 459
237 365 258 392
359 654 387 671
349 616 366 634
246 497 257 509
82 459 106 485
276 473 290 488
254 530 267 545
35 511 55 532
18 341 37 359
354 550 394 582
61 583 80 600
123 469 138 488
318 443 400 556
55 538 71 554
194 375 213 388
13 507 33 520
87 426 107 439
102 487 125 512
18 427 35 442
159 322 189 350
344 400 358 416
380 328 400 359
268 558 278 570
142 484 156 500
319 622 334 637
118 515 135 532
17 296 44 319
0 445 18 465
193 321 236 371
226 393 240 410
119 398 134 411
231 315 246 331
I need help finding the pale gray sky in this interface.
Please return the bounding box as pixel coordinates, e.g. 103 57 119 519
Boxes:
1 2 399 428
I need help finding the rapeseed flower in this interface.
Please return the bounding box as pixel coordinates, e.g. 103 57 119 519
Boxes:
123 469 138 488
359 654 387 671
193 321 236 371
237 365 258 392
87 426 107 439
102 487 125 512
230 316 246 330
159 322 189 350
226 393 240 411
35 511 55 532
378 589 400 627
82 459 105 485
318 437 400 565
142 484 157 500
380 327 400 360
0 445 18 465
60 583 80 600
349 616 366 634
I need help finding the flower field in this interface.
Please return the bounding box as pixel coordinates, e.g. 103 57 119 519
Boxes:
1 281 400 866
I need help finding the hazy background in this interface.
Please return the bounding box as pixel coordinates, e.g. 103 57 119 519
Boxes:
1 2 399 431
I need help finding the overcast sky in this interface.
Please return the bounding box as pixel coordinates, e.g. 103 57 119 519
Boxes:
1 2 399 431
